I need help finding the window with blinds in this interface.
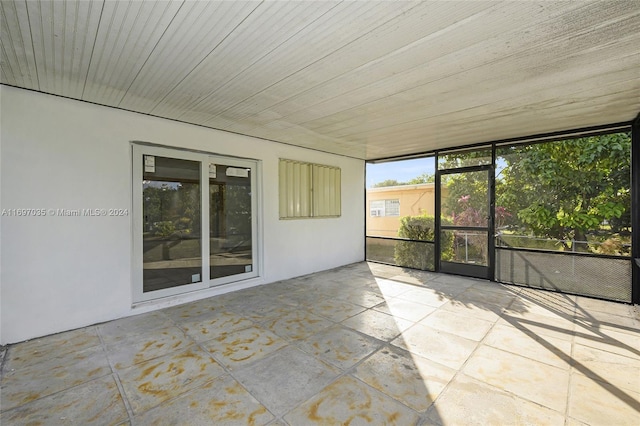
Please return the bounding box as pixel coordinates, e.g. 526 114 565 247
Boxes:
279 159 341 219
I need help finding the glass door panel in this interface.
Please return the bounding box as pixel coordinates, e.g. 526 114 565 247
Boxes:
142 156 202 293
441 230 488 266
209 164 253 281
439 168 491 279
134 146 259 302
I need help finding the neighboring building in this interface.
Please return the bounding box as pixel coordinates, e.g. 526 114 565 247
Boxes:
366 184 448 237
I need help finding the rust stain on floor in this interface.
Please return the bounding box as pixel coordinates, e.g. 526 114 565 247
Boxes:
176 349 199 360
136 361 163 380
247 406 267 425
137 381 170 400
87 367 104 377
387 411 401 422
225 384 242 395
140 340 157 352
308 398 325 422
13 391 41 405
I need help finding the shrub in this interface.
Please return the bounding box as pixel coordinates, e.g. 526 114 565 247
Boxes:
394 215 453 270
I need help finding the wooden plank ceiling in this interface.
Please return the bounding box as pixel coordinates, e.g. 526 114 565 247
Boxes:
2 0 639 160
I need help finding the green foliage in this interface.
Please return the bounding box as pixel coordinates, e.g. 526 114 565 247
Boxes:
374 179 402 187
439 149 492 169
394 215 453 270
406 173 435 185
144 182 201 238
373 174 435 187
444 175 488 219
153 221 176 237
496 132 631 252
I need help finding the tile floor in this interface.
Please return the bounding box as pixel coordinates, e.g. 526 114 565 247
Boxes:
1 262 639 425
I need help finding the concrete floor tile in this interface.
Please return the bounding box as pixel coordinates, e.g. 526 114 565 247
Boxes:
117 346 225 414
456 286 517 307
133 375 274 425
3 327 101 371
392 324 478 370
3 262 638 425
354 345 456 412
284 289 331 307
306 299 367 322
162 298 224 321
294 325 381 370
106 326 192 370
178 311 254 342
514 288 577 319
419 310 493 341
374 298 437 322
229 297 298 321
388 271 438 285
498 311 576 341
97 311 175 345
0 375 128 425
574 310 640 335
483 324 572 369
565 418 591 426
262 310 333 341
201 325 288 370
470 281 520 295
233 346 340 416
336 289 386 308
396 288 453 308
439 300 503 323
572 344 640 393
342 309 413 342
284 375 420 425
429 274 479 287
425 374 565 426
573 327 640 359
371 278 414 297
567 373 640 426
463 345 570 413
1 344 111 411
574 296 634 317
331 274 380 289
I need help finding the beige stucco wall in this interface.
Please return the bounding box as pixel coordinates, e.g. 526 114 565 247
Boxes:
366 184 445 237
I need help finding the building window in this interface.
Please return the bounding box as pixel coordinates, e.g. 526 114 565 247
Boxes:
279 159 341 219
370 199 399 217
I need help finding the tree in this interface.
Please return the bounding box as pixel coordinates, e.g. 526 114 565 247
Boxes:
373 173 435 187
406 172 435 185
373 179 402 187
497 132 631 252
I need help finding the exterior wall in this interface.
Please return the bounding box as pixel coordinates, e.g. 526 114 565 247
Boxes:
0 86 364 344
366 184 438 237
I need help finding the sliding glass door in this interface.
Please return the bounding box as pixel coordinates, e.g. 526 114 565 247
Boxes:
133 145 259 302
209 161 254 280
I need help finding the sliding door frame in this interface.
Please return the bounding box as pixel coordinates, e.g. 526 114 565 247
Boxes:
132 143 260 303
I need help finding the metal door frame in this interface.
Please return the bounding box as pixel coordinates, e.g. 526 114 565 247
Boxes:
435 161 495 280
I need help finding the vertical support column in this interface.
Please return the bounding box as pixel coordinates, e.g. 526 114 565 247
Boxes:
434 153 441 273
632 113 640 304
488 145 497 281
364 162 368 262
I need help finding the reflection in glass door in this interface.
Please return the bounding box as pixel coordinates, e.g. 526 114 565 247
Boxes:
133 145 259 302
209 163 253 280
439 168 492 279
143 156 202 293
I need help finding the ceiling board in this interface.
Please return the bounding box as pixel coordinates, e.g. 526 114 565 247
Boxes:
1 0 638 160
